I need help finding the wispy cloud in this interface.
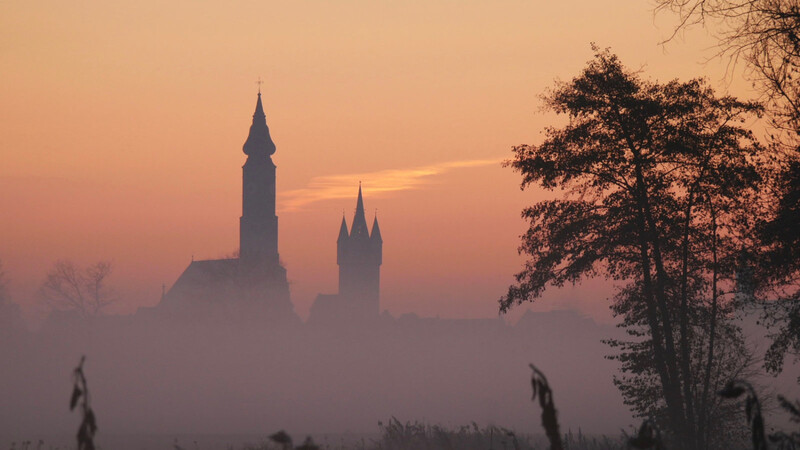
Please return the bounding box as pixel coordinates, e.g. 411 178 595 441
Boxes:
279 158 503 212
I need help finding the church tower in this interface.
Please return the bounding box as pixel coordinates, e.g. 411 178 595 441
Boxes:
154 91 295 323
337 186 382 316
240 92 279 268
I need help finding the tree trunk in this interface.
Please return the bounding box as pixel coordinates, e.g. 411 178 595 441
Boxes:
678 189 699 449
698 202 720 450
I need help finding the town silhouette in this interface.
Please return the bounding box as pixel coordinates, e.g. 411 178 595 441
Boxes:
4 1 800 449
0 92 629 450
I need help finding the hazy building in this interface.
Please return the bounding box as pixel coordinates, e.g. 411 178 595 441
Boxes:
154 93 296 322
310 186 383 323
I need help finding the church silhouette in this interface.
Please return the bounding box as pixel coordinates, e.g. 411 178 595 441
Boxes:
155 92 382 323
310 184 383 323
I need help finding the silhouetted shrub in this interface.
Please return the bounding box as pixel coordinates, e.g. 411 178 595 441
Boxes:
627 420 664 450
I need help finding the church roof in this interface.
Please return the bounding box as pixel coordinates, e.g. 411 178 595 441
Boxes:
161 258 240 306
242 93 276 156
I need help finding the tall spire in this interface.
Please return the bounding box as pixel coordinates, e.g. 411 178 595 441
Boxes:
240 92 280 267
350 183 369 239
243 92 276 156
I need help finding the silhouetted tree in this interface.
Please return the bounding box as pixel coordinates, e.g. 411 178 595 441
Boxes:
501 48 764 449
758 158 800 375
654 0 800 379
608 291 757 449
0 259 22 331
40 260 115 317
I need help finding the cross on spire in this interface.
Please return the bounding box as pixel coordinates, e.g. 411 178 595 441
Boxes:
256 76 263 94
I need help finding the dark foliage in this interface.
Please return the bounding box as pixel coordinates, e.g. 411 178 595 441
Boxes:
628 420 665 450
501 47 764 449
758 158 800 375
267 431 319 450
769 396 800 448
654 0 800 382
719 380 768 450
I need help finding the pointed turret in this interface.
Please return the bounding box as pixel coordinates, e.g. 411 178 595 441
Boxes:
243 93 277 156
337 215 349 243
350 184 369 239
370 216 382 243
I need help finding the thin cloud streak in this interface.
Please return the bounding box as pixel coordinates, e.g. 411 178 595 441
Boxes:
279 158 503 212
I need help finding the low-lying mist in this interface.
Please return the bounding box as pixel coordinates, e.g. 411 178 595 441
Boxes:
0 308 630 443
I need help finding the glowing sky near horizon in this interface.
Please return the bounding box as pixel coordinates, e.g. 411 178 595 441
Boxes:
0 0 757 322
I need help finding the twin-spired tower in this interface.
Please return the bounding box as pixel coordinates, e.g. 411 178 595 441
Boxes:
337 185 383 316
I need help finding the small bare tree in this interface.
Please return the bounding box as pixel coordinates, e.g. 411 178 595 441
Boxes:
0 259 9 307
0 259 22 330
41 260 115 317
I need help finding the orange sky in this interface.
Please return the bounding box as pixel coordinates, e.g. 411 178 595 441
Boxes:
0 1 757 322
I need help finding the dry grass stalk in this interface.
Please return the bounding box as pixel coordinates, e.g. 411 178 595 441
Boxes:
70 356 97 450
529 364 563 450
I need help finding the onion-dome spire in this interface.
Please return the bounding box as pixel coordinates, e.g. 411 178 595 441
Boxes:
370 214 382 243
337 214 349 243
243 92 276 156
350 183 369 239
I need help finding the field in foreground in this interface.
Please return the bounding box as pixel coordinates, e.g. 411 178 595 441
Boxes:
3 422 630 450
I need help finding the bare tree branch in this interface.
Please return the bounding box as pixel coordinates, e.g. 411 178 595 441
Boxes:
656 0 800 145
40 260 115 317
